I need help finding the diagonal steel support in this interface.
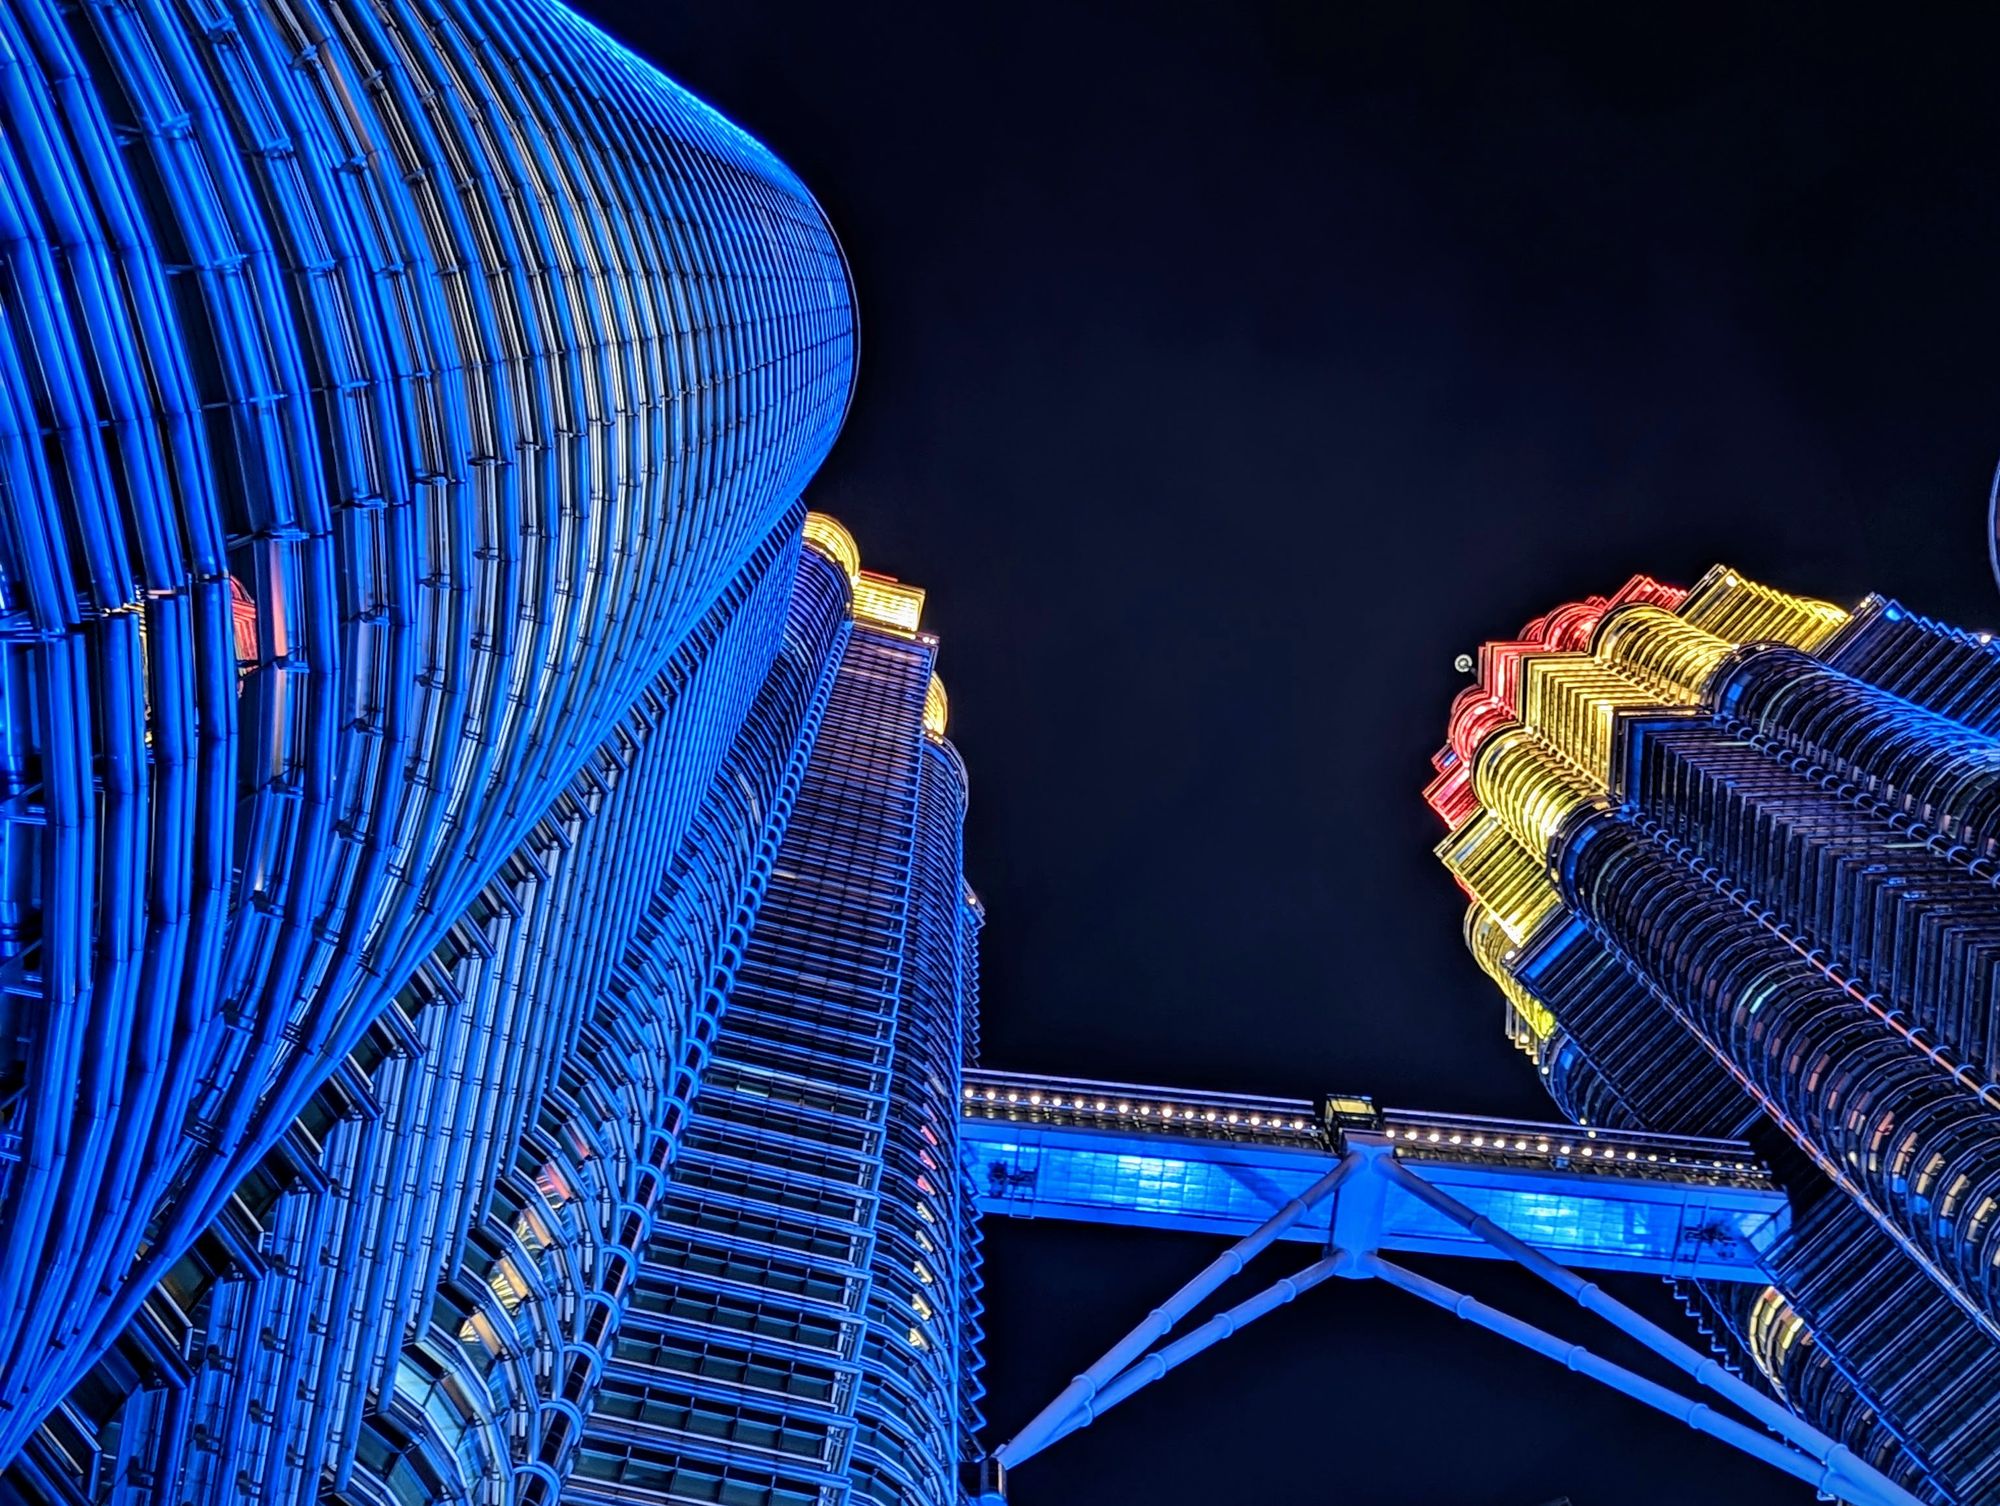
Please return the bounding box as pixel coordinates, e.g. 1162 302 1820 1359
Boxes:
993 1151 1363 1468
988 1139 1930 1506
1039 1252 1346 1454
1375 1156 1921 1506
1359 1253 1916 1506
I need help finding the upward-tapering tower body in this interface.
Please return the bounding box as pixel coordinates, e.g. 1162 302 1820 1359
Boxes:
0 0 853 1475
1432 570 2000 1504
569 518 985 1506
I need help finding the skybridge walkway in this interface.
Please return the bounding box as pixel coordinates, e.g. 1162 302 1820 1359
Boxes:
965 1071 1920 1506
961 1069 1788 1281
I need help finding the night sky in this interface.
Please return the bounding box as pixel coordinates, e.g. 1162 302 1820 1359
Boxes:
587 5 2000 1502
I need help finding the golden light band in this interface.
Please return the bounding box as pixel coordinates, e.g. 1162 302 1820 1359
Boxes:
1678 565 1848 652
802 512 861 586
802 512 929 634
1468 904 1557 1052
1438 813 1562 948
1472 727 1600 860
1516 656 1665 784
854 572 926 634
1433 565 1856 1066
923 675 949 741
1593 604 1735 702
1744 1284 1811 1402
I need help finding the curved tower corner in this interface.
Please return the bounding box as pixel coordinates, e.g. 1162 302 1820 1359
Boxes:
0 0 855 1462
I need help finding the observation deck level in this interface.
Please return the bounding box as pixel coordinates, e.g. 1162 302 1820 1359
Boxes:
962 1070 1788 1280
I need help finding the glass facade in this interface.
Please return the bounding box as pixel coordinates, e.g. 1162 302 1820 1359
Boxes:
0 0 1009 1495
1432 568 2000 1504
2 511 986 1504
962 1073 1787 1280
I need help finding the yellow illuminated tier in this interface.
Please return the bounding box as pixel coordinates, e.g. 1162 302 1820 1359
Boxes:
1450 566 1846 881
1677 565 1848 652
802 512 861 586
923 675 949 741
1515 656 1666 783
802 512 930 635
1467 904 1557 1055
1593 605 1735 701
1744 1284 1811 1403
1472 727 1601 859
1438 813 1562 948
1438 565 1857 1064
854 572 926 634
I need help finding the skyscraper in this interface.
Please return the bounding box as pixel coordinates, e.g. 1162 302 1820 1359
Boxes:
568 518 983 1506
14 0 1996 1500
0 0 905 1493
3 507 985 1504
1430 567 2000 1504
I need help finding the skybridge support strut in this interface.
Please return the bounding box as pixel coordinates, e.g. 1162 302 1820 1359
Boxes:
992 1151 1363 1469
1359 1253 1906 1506
986 1138 1928 1506
1037 1253 1346 1455
1373 1157 1918 1506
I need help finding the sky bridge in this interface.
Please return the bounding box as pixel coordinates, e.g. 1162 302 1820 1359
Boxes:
963 1070 1919 1506
961 1068 1788 1281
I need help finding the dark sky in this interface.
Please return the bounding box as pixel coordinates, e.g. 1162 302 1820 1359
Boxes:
587 4 2000 1502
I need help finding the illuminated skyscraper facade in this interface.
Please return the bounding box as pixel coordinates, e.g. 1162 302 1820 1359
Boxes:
13 0 1989 1499
569 522 983 1506
2 511 985 1506
0 0 1006 1495
1430 569 2000 1504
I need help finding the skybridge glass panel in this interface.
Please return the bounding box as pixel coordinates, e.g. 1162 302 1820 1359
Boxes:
965 1121 1785 1277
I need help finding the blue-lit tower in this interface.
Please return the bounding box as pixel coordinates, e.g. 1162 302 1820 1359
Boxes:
568 519 984 1506
2 513 987 1505
0 0 861 1488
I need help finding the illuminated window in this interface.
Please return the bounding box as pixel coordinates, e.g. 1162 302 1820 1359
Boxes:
535 1161 574 1207
229 576 259 670
487 1258 527 1314
514 1207 554 1254
457 1311 503 1354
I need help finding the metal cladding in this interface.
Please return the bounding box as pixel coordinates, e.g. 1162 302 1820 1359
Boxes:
0 0 859 1481
1432 569 2000 1504
3 514 986 1505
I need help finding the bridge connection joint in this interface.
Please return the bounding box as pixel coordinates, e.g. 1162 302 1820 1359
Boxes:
1328 1129 1394 1272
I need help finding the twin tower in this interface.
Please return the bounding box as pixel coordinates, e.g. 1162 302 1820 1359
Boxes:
1431 571 2000 1502
0 0 1997 1502
0 0 975 1500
